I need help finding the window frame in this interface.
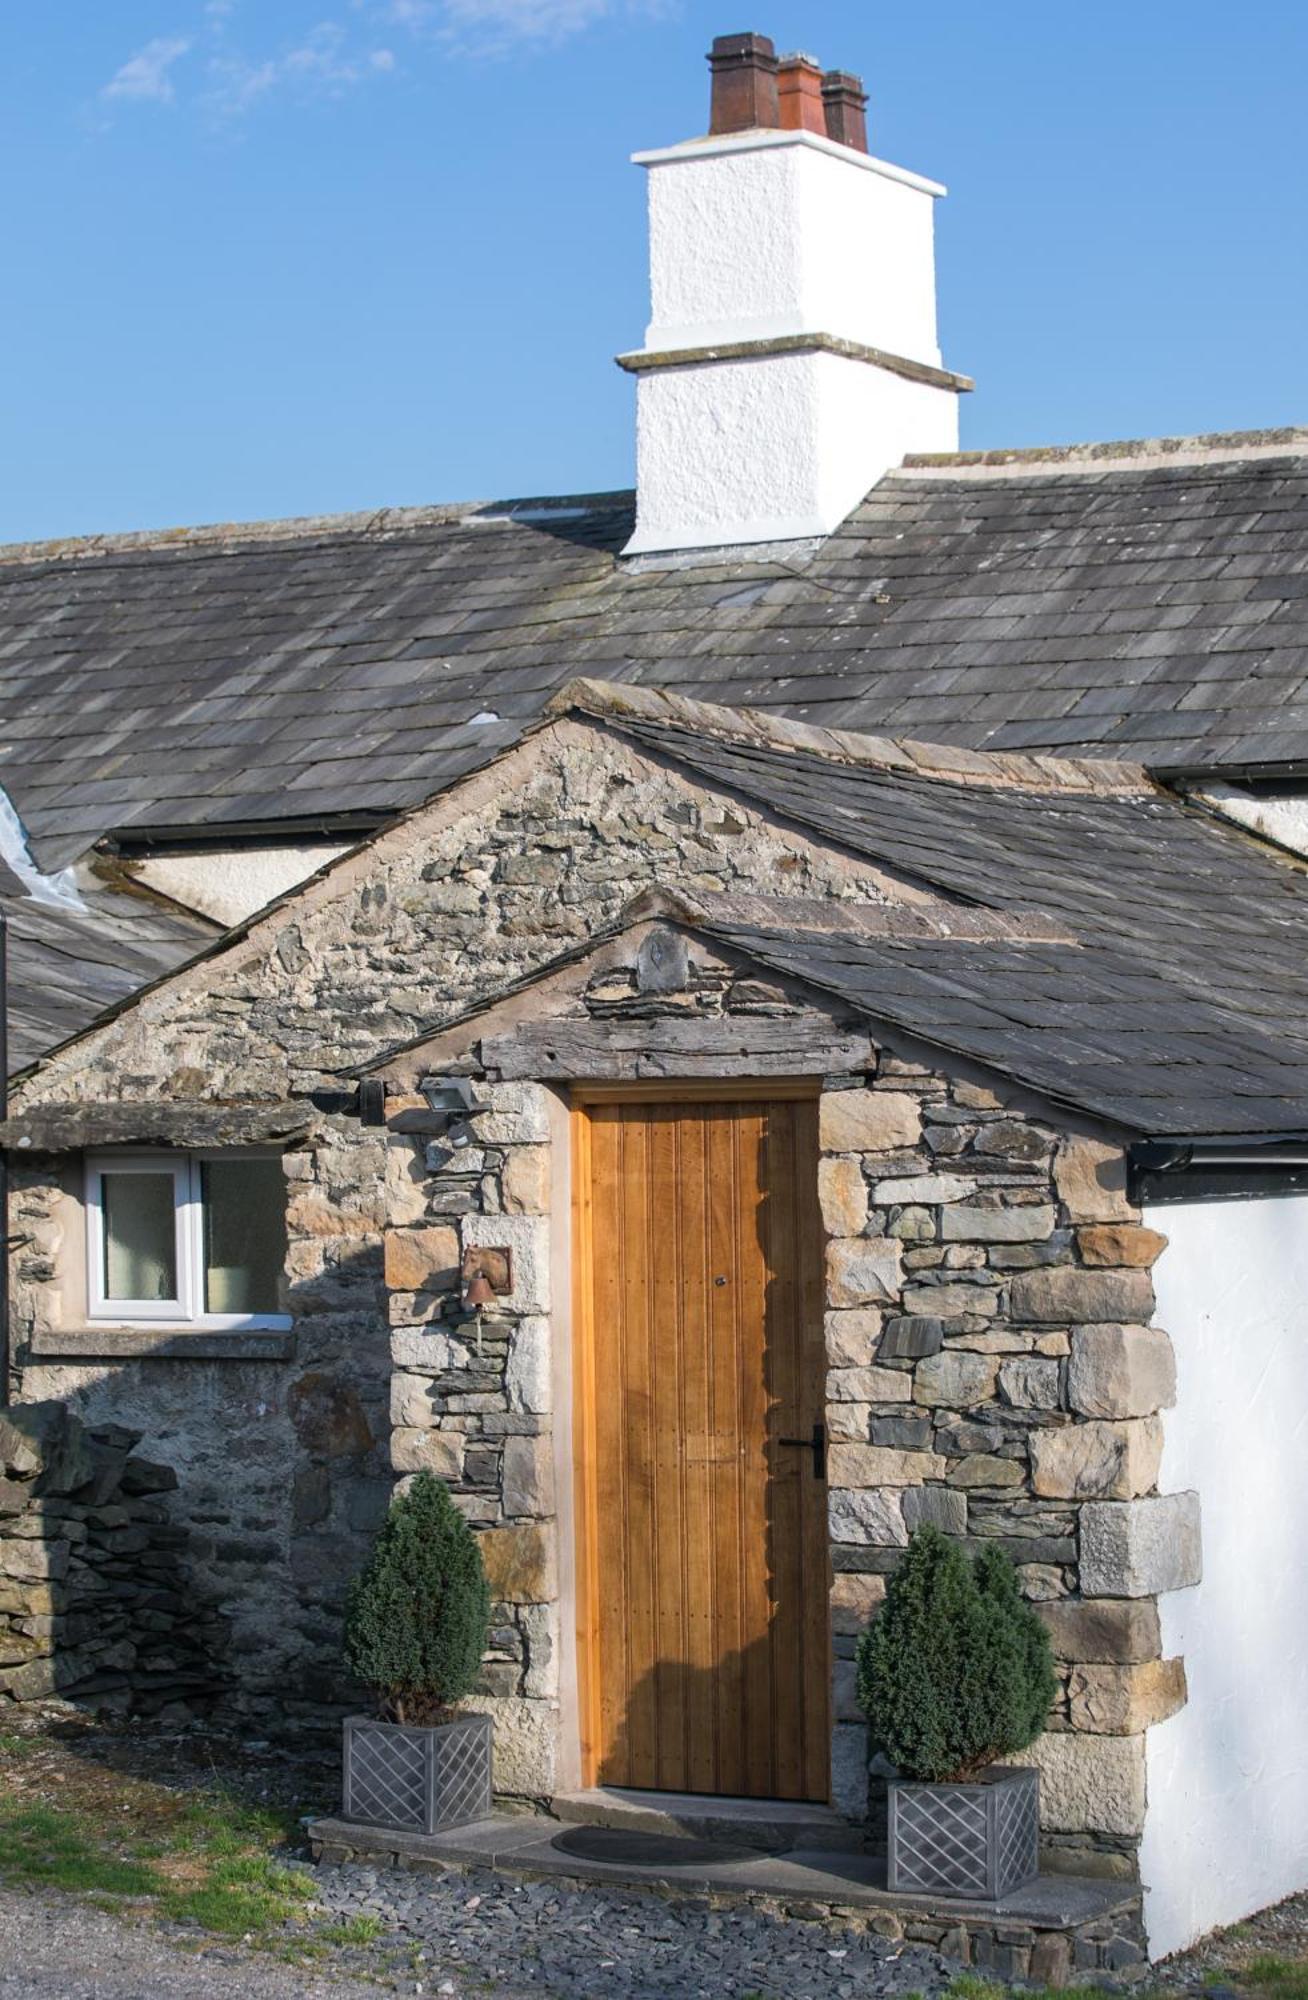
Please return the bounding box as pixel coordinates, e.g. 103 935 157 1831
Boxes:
85 1149 292 1331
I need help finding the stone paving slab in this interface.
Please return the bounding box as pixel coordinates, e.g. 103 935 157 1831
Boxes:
308 1813 1138 1929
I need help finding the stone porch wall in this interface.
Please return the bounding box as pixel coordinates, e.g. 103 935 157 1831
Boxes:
383 1079 562 1798
818 1066 1196 1876
379 948 1199 1870
9 1124 395 1733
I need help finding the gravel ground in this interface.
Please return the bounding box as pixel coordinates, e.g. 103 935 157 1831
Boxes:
312 1858 963 1999
3 1856 1308 1999
3 1717 1306 2000
1153 1888 1308 1990
0 1884 384 2000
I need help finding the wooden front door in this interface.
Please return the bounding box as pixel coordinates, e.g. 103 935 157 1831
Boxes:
573 1089 830 1802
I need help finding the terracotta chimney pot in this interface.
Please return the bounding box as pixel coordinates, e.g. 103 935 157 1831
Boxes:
777 52 826 135
708 32 780 135
822 69 869 153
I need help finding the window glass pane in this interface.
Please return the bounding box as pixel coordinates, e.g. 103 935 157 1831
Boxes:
201 1159 288 1315
101 1173 177 1302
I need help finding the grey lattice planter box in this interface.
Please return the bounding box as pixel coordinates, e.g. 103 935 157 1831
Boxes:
343 1713 492 1835
888 1766 1039 1902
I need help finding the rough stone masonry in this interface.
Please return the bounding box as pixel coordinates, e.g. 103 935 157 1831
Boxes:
378 917 1196 1878
8 721 904 1737
0 1401 230 1717
2 714 1200 1890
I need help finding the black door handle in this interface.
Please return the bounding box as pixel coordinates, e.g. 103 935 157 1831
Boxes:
778 1421 826 1480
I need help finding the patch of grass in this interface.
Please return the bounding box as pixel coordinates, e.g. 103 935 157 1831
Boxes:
172 1788 297 1857
161 1851 314 1937
948 1982 1069 2000
0 1800 160 1899
318 1913 386 1946
0 1759 316 1950
947 1979 1008 2000
1241 1957 1308 2000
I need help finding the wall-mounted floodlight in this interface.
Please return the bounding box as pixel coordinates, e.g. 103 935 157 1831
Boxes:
418 1077 489 1117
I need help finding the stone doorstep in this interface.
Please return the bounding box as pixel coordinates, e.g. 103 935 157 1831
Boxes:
307 1813 1146 1973
551 1784 863 1853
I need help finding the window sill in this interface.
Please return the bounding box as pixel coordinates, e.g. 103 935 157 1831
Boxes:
26 1327 295 1362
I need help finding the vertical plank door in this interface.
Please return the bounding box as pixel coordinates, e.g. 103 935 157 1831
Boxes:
575 1092 830 1802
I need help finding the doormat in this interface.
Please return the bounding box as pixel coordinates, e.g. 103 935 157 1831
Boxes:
552 1827 778 1868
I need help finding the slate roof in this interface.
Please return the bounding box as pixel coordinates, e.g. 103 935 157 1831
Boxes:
361 686 1308 1140
3 433 1308 875
712 920 1308 1139
0 872 215 1073
7 647 1308 1132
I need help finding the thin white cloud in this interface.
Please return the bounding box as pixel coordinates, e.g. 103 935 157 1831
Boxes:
102 36 192 104
361 0 663 48
443 0 612 33
369 0 437 22
103 0 646 130
204 21 395 117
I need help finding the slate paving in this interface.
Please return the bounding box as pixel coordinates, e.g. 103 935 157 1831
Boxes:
312 1859 964 1999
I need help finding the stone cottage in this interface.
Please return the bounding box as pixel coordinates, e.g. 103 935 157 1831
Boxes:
3 29 1308 1969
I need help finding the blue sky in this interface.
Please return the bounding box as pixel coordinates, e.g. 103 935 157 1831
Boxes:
3 2 1306 542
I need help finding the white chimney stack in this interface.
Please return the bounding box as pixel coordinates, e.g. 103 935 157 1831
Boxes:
619 33 971 557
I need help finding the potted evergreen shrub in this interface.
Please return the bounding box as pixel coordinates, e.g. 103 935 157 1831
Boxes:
341 1471 493 1835
857 1525 1055 1902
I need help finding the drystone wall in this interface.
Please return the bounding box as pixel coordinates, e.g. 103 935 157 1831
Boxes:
9 1129 394 1736
0 1401 230 1715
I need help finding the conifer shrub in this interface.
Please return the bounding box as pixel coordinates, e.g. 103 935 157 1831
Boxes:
343 1472 491 1726
855 1524 1056 1783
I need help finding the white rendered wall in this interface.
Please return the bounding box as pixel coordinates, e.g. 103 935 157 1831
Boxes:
628 348 958 554
133 842 350 929
1140 1195 1308 1958
643 131 944 362
1193 785 1308 860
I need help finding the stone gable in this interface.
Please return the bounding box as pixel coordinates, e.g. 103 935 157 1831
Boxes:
13 719 915 1110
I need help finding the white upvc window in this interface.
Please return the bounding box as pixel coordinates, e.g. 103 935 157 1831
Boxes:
85 1151 291 1330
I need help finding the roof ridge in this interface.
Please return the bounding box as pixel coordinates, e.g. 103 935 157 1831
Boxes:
628 887 1077 944
0 490 636 571
899 424 1308 480
549 679 1154 798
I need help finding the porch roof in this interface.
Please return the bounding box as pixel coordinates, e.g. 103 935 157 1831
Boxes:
353 682 1308 1139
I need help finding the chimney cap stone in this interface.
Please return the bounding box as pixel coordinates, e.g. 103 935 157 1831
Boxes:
709 30 778 60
